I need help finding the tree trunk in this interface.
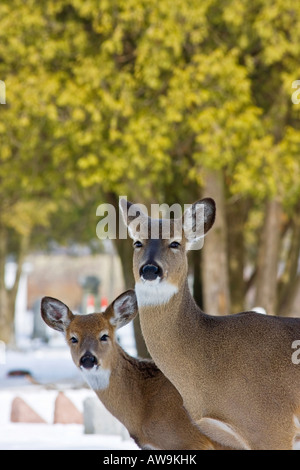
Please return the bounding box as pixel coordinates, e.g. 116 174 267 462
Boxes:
106 192 151 358
278 211 300 317
0 227 30 345
8 233 30 345
279 275 300 318
255 199 282 316
202 169 231 315
114 237 135 289
227 198 247 313
114 236 151 358
190 248 203 309
0 223 9 342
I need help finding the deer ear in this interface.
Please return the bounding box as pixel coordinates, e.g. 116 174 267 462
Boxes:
183 198 216 250
110 290 138 330
41 297 74 333
119 198 148 240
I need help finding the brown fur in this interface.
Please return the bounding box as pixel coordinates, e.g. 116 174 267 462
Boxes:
120 198 300 450
41 292 231 450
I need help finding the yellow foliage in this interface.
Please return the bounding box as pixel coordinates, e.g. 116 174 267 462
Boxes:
0 0 300 226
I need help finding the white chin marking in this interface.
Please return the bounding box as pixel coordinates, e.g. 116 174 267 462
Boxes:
135 279 178 307
80 365 111 391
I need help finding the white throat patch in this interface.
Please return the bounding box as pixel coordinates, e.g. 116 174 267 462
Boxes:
80 366 111 391
135 280 178 307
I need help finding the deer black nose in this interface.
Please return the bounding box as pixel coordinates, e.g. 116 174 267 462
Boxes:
80 352 97 369
140 264 161 281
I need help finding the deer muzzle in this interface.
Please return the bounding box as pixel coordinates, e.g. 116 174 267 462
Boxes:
140 264 162 281
80 352 98 369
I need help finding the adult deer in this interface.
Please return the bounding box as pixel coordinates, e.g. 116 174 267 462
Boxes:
41 290 232 450
120 197 300 450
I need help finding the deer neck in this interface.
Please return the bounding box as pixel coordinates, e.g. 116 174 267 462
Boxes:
136 278 206 415
136 277 201 324
136 277 203 354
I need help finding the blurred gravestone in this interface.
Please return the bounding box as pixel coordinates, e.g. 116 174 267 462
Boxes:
83 396 129 440
11 396 46 423
54 391 83 424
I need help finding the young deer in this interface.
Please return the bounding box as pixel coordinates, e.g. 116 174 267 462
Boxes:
120 198 300 450
41 290 232 450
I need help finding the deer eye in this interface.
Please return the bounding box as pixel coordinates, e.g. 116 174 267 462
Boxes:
70 336 78 344
169 241 181 249
100 334 109 342
133 240 143 248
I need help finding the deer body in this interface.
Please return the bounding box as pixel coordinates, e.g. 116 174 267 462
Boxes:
96 344 215 450
41 291 231 450
138 284 300 450
120 198 300 450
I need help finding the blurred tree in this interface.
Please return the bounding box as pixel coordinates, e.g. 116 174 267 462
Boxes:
222 0 300 314
1 0 300 349
0 0 71 342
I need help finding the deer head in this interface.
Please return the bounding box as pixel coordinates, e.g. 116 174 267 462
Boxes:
119 198 216 305
41 290 138 389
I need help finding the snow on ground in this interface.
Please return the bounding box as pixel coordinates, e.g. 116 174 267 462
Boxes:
0 423 139 450
1 330 300 450
0 332 139 450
